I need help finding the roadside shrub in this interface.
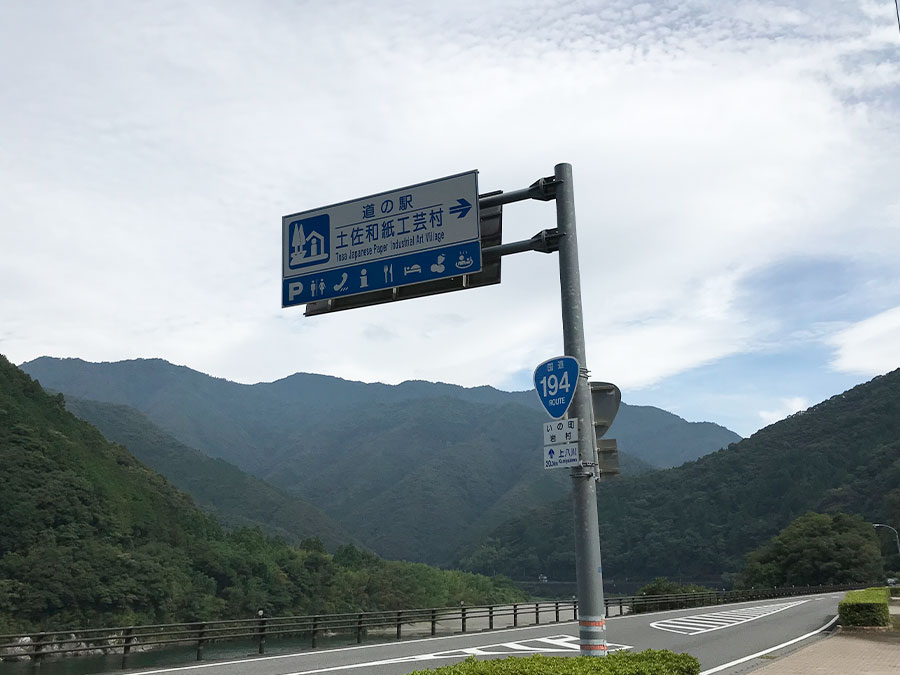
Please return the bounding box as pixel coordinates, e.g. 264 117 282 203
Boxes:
407 650 700 674
838 588 890 627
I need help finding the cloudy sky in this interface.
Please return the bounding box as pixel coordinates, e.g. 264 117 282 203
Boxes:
2 0 898 437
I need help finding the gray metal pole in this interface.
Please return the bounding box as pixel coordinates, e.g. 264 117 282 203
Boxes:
554 162 607 656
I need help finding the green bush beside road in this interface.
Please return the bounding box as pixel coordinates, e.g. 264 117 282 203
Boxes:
838 588 891 626
407 651 700 674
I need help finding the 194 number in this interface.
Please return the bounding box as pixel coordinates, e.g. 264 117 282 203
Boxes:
538 371 571 398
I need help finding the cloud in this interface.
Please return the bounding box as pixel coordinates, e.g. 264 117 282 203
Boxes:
828 305 900 376
1 0 898 437
758 396 810 426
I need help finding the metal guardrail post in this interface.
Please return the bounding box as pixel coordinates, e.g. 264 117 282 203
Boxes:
196 623 205 661
30 632 44 672
356 614 363 644
461 606 467 633
489 605 494 630
122 626 134 669
396 611 402 640
312 617 318 648
430 609 437 636
258 612 266 654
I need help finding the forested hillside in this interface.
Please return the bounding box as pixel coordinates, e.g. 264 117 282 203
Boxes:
458 369 900 584
64 396 356 550
0 356 523 633
20 357 739 563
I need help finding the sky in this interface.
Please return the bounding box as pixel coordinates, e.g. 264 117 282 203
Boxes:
2 1 898 438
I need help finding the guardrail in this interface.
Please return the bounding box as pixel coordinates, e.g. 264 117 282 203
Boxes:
0 602 575 670
0 584 863 670
608 583 865 615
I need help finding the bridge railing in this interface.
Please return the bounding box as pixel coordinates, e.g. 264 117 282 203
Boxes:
0 601 577 669
0 583 863 669
610 583 865 615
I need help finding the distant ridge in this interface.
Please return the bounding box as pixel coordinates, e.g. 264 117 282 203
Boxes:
21 356 741 564
21 356 740 468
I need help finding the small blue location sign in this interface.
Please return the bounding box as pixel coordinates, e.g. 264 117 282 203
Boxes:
533 356 579 419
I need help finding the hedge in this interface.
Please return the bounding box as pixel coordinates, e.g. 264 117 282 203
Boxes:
407 651 700 675
838 588 890 627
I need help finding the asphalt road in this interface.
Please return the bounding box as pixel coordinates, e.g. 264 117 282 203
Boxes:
116 593 844 675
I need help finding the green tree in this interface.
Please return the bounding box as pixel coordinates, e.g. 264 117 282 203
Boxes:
0 355 527 632
637 577 710 596
737 512 883 588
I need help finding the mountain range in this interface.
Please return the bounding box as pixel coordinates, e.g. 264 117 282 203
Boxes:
456 368 900 585
0 355 523 632
20 357 741 564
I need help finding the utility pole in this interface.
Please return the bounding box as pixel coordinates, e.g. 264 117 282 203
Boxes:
554 163 607 656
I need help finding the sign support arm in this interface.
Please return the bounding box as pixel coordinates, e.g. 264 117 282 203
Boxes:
478 175 558 209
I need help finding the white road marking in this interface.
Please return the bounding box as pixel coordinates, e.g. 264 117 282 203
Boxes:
128 620 577 674
276 636 632 674
699 615 838 674
114 594 834 675
651 600 809 635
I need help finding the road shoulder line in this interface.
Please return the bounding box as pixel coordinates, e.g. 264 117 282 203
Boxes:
698 614 839 675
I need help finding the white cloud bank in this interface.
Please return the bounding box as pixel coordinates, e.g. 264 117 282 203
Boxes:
758 396 811 426
1 0 898 434
828 305 900 376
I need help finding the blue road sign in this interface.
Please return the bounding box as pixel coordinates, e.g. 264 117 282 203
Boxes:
282 171 481 307
533 356 580 419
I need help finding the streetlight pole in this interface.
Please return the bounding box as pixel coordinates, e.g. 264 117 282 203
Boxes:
873 523 900 556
